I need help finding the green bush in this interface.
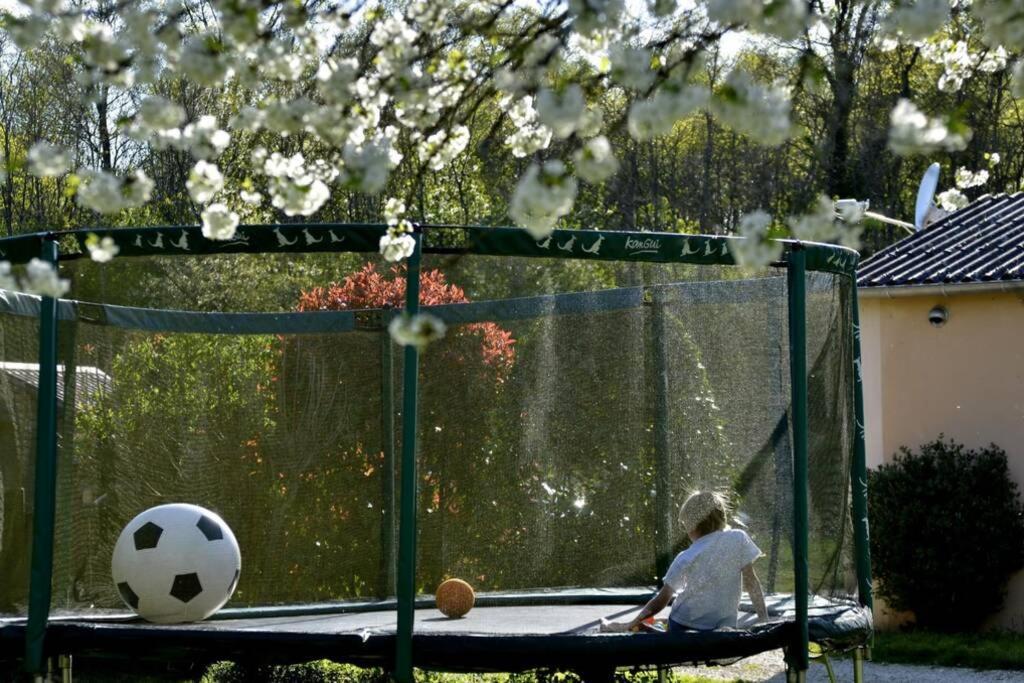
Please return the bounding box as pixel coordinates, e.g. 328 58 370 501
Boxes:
868 436 1024 631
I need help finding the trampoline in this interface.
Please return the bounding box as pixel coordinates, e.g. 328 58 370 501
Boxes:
0 224 872 682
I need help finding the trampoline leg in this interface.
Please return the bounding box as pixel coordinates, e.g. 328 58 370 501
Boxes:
785 666 806 683
853 647 865 683
59 655 71 683
658 667 668 683
822 654 837 683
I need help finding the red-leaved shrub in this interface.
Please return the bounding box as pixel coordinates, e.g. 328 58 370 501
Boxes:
297 263 515 379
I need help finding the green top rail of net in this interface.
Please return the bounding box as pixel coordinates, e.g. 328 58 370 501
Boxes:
0 225 859 277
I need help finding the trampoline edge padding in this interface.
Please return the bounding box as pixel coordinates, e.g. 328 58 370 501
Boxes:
0 602 871 673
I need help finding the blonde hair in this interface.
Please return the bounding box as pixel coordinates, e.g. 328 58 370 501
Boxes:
678 490 729 536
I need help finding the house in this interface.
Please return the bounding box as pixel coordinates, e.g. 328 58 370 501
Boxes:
858 192 1024 630
0 363 112 611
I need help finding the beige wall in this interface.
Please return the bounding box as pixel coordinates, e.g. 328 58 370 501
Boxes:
859 288 1024 630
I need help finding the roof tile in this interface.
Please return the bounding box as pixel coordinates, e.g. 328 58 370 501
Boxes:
858 193 1024 287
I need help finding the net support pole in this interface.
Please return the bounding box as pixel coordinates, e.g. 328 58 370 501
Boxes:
380 330 397 597
395 230 423 683
851 286 873 611
648 291 673 578
24 237 61 674
786 247 809 674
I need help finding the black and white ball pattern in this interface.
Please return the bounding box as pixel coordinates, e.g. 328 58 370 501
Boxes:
112 503 241 623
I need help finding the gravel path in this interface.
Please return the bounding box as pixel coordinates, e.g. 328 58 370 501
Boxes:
673 649 1024 682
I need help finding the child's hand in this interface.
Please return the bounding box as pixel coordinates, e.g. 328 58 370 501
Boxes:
599 618 632 633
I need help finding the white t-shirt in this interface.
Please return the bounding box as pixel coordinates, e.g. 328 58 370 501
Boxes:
663 528 762 630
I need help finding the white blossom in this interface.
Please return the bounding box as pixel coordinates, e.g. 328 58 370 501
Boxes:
609 45 655 90
180 35 233 87
937 188 969 211
955 167 989 189
0 261 16 291
380 231 416 262
76 169 153 213
28 142 71 177
384 197 406 226
380 214 416 262
186 160 224 203
572 136 619 183
240 190 263 205
707 0 806 41
80 23 130 74
316 58 359 103
731 209 782 267
201 203 240 240
77 171 123 213
138 96 186 130
416 126 470 171
979 47 1009 73
182 116 231 160
974 0 1024 52
85 234 119 263
24 258 69 298
787 195 840 243
536 85 587 139
569 0 624 34
509 161 578 239
338 128 401 195
263 152 332 216
388 312 446 348
884 0 949 41
648 0 677 17
711 72 792 146
729 210 782 266
504 96 553 158
888 99 970 156
1013 61 1024 99
122 170 155 207
628 86 709 141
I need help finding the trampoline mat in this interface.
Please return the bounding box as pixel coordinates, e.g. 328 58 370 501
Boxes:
0 592 871 673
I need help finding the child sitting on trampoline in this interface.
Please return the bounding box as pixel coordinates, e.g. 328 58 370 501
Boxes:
605 491 769 632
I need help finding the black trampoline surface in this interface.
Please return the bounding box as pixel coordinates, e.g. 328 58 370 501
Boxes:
0 590 871 673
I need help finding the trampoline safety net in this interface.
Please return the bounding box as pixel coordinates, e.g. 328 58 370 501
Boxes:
0 246 858 635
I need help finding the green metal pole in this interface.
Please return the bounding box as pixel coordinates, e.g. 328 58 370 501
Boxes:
394 230 422 683
24 237 60 674
851 286 873 610
380 329 397 598
786 247 809 674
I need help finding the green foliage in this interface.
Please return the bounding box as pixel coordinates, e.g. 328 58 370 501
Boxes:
868 436 1024 631
201 661 728 683
869 630 1024 671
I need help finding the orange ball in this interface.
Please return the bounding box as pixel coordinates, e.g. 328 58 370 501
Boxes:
436 578 475 618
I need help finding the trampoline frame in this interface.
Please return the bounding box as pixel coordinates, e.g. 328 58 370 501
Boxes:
0 223 872 682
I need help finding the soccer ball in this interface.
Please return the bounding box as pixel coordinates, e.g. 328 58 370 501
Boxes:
111 503 241 623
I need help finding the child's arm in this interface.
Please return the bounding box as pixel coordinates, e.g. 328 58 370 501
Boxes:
741 564 769 622
625 584 675 631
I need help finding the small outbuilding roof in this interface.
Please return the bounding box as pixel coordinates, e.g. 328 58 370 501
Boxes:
858 193 1024 288
0 362 112 408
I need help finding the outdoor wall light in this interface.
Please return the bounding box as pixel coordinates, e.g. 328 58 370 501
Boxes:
928 305 949 327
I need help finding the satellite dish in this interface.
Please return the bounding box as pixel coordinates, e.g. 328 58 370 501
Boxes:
914 163 941 231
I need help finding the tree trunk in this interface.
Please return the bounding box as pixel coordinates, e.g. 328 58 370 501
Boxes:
2 127 12 237
823 56 857 198
699 112 715 233
96 86 112 172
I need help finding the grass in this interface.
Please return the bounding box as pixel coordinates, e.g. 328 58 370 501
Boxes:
868 630 1024 670
201 663 730 683
59 631 1024 681
65 661 736 683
